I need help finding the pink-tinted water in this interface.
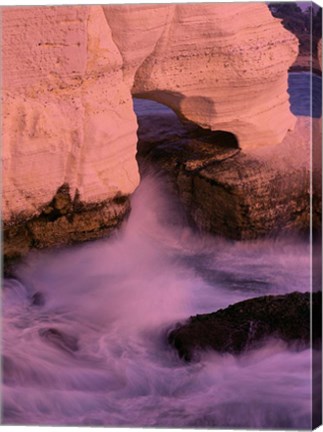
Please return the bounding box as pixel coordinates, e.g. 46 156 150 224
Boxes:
2 175 313 428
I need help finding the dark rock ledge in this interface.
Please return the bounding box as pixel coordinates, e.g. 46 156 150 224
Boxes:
136 110 312 240
168 291 322 361
4 183 130 275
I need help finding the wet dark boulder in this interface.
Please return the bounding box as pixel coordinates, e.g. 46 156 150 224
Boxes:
168 291 321 361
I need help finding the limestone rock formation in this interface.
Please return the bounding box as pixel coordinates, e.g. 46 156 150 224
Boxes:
2 4 300 261
268 3 322 73
105 3 298 149
2 6 139 263
168 291 322 361
136 99 311 239
2 5 140 224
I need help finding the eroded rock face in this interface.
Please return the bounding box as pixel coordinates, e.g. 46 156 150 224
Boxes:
2 4 300 260
2 5 139 263
168 291 322 361
137 100 312 239
105 3 298 149
268 3 322 73
4 184 130 272
2 6 139 224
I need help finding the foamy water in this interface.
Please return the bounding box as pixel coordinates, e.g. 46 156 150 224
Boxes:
2 174 313 428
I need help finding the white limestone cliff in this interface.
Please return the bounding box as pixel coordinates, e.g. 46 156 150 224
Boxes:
2 4 298 225
105 3 298 148
2 6 139 223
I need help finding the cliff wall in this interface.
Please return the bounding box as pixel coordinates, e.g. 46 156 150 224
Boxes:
2 4 301 263
105 3 298 148
3 6 139 224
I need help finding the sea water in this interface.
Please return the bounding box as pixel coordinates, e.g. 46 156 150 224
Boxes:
1 73 319 428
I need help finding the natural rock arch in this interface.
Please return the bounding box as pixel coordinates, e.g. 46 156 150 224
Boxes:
104 3 298 149
2 4 302 264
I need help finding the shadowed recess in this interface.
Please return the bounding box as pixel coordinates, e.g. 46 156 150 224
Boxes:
133 97 240 154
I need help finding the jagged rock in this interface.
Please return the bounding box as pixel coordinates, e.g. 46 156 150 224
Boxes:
3 185 130 269
137 100 312 239
168 291 322 361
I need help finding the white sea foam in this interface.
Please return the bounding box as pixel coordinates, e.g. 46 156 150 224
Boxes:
2 174 313 428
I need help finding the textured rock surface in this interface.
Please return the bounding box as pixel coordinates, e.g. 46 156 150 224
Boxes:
4 184 130 273
268 3 322 73
2 4 300 259
2 6 139 224
168 291 322 361
105 3 298 149
137 100 311 239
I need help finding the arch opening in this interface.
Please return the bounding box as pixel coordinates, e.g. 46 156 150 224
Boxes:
133 97 240 176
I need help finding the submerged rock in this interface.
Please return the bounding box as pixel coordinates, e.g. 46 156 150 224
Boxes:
31 292 45 307
168 291 321 361
39 328 79 353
